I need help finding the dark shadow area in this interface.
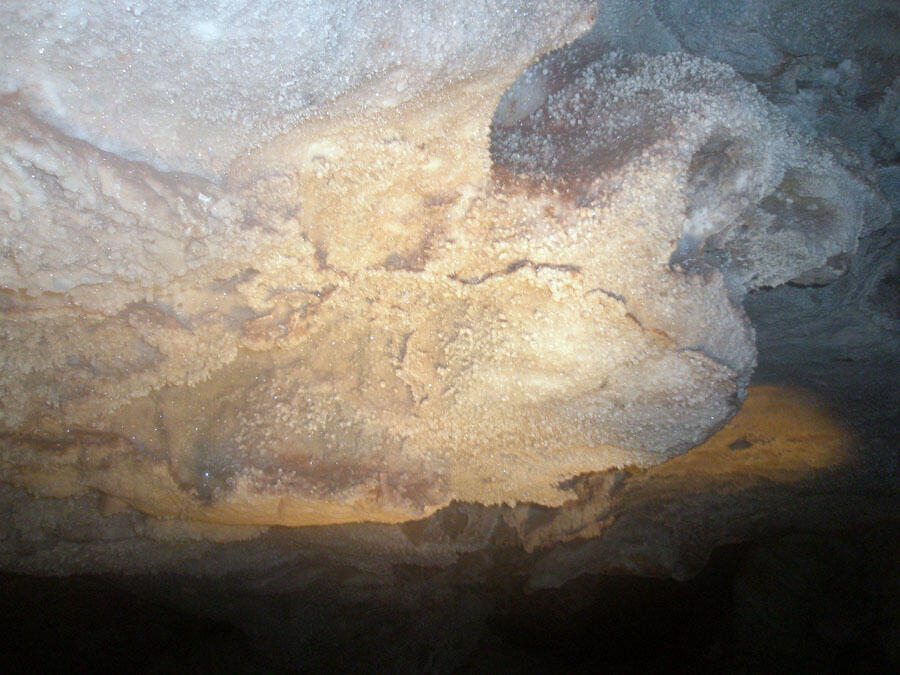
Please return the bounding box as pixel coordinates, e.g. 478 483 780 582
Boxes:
2 522 898 673
477 524 900 673
0 573 286 673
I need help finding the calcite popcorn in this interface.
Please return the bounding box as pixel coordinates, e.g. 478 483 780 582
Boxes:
0 1 884 526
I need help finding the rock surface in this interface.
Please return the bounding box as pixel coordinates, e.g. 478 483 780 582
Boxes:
0 1 886 528
0 385 878 579
1 1 899 670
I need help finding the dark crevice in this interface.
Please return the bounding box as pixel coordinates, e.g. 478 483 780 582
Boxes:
448 259 581 285
585 286 626 303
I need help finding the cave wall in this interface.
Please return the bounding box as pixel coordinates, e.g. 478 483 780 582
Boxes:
1 1 899 669
1 0 893 531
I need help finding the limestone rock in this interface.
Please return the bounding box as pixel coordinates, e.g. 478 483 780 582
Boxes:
0 2 884 528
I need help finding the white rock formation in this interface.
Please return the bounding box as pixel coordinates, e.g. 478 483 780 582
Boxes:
0 1 886 529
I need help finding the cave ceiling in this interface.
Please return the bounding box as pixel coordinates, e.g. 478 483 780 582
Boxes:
0 0 898 594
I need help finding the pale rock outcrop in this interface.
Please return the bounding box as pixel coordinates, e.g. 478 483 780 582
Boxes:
0 1 886 531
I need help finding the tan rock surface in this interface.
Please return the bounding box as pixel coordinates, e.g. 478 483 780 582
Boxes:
1 384 876 584
0 3 882 528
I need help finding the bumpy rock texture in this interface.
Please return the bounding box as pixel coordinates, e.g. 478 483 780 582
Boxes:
2 1 900 671
0 1 887 530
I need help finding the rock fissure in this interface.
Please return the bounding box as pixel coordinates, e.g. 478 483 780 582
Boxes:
449 259 582 285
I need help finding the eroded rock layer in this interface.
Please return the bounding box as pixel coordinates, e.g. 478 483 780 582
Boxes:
0 2 887 526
